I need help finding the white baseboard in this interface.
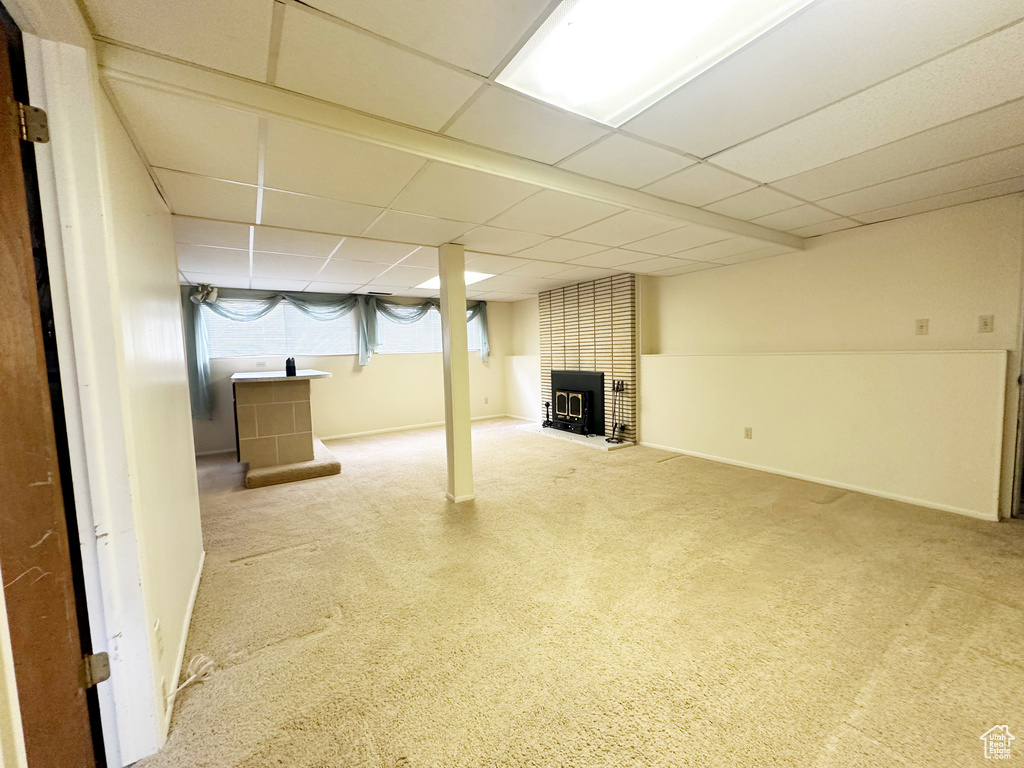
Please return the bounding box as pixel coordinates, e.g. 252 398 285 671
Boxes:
503 414 539 423
639 442 999 522
163 550 205 734
446 493 476 503
195 448 234 458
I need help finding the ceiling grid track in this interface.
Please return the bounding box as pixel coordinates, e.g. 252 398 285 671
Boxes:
97 44 804 249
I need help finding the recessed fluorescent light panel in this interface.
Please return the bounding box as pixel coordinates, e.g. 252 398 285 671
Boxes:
497 0 818 126
416 272 494 290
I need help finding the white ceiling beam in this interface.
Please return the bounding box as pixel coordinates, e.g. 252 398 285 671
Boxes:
98 42 804 250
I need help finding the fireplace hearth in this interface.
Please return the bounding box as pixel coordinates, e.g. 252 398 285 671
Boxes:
548 370 604 436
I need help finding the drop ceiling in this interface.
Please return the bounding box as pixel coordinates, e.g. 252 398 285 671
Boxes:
82 0 1024 301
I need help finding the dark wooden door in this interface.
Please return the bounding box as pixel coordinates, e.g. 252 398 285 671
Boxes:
0 16 97 768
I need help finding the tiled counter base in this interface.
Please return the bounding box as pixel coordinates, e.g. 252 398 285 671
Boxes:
235 378 315 468
230 370 341 488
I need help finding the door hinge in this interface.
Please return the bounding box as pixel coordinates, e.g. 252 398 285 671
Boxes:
16 102 49 144
79 652 110 689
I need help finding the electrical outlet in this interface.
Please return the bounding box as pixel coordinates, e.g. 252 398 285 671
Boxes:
915 319 929 335
744 427 752 439
255 361 267 368
484 396 489 404
978 314 995 333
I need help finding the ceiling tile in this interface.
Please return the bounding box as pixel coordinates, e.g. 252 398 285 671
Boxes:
317 259 389 284
677 238 767 262
473 275 560 294
503 260 577 278
155 170 257 222
264 120 426 207
627 224 731 256
395 287 442 298
298 0 551 75
570 248 652 269
564 210 682 247
465 253 527 274
87 0 274 80
361 211 474 246
819 145 1024 216
369 265 436 288
390 162 540 224
488 191 622 236
712 246 794 265
445 86 608 164
622 257 693 274
252 252 327 280
704 187 802 220
750 205 840 232
110 81 259 184
774 99 1024 201
260 190 383 236
334 238 421 264
253 226 343 257
643 164 758 207
176 244 250 276
276 6 480 131
511 238 608 263
713 22 1024 182
650 263 722 277
454 226 549 255
182 271 251 290
306 281 364 295
791 219 862 237
623 0 1024 157
484 293 535 302
854 176 1024 224
558 133 695 188
250 277 312 292
396 247 440 268
173 217 250 249
549 266 618 283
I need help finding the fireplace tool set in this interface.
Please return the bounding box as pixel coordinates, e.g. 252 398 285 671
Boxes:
606 379 627 444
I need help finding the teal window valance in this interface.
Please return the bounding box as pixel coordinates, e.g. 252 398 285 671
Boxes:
183 287 488 420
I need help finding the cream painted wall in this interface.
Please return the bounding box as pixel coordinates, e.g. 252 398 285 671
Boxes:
647 198 1023 357
642 196 1024 518
504 297 541 420
641 351 1007 519
23 34 205 764
511 297 540 355
96 94 204 738
192 302 512 454
504 356 541 421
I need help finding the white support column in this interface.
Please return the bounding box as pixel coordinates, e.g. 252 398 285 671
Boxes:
438 242 474 503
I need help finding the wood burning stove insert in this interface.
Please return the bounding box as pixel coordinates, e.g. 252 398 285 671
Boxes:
548 370 604 436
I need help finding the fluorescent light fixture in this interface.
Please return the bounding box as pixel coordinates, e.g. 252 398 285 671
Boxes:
416 272 494 290
496 0 818 126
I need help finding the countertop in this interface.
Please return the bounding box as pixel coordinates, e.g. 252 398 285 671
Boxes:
230 369 332 383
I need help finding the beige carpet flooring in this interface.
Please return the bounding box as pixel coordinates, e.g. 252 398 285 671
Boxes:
140 418 1024 767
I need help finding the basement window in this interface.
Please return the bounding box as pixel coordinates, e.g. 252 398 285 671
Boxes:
202 301 360 358
376 309 483 355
